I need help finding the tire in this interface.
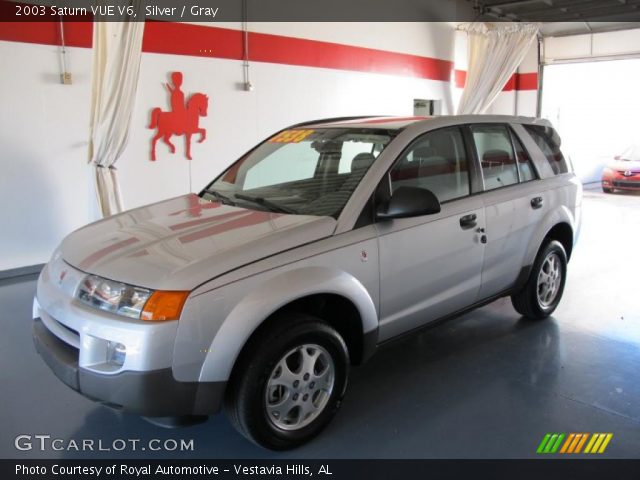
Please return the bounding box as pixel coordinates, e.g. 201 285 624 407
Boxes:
511 240 568 320
224 313 349 450
602 186 613 193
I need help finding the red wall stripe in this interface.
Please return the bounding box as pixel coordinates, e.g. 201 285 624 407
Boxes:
0 21 92 47
142 22 453 81
142 21 244 60
515 72 538 91
0 20 536 90
454 69 467 89
454 69 538 91
248 30 453 81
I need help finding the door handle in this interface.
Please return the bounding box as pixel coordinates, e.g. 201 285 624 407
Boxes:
531 196 544 209
459 213 477 230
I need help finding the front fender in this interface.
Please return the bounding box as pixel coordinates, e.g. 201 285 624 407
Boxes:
197 266 378 383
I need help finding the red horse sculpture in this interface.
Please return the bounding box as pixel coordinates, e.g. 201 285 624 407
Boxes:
149 91 209 161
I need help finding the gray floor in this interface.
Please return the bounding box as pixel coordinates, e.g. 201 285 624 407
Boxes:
1 188 639 459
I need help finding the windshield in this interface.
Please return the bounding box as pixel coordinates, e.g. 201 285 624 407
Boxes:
202 128 393 217
619 145 640 161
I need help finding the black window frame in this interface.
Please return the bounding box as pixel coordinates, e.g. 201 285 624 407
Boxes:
508 126 540 183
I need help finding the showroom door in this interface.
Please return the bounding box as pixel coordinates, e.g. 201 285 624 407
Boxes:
375 127 486 341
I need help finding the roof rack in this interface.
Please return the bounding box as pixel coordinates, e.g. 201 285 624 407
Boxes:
289 116 381 128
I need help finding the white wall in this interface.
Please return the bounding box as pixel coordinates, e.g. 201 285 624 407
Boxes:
0 41 94 271
0 22 457 271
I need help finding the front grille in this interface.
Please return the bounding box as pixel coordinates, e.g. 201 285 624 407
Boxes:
613 180 640 188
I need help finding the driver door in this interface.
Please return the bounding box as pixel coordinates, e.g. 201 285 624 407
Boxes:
376 127 486 341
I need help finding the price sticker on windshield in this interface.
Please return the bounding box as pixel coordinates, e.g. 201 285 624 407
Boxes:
269 129 315 144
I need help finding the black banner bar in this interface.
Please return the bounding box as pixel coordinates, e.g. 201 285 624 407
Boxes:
3 459 640 480
2 0 473 22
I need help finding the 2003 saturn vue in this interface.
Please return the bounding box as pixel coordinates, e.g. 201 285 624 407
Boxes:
33 115 582 449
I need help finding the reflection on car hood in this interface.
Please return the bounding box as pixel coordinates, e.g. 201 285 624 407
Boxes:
60 194 336 291
610 159 640 173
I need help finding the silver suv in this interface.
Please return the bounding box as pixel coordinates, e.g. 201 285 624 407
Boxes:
32 115 582 450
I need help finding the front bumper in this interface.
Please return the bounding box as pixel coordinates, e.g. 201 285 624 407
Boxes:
32 317 225 416
602 176 640 190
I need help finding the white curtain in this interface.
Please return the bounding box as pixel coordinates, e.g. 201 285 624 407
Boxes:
88 8 145 217
457 22 540 115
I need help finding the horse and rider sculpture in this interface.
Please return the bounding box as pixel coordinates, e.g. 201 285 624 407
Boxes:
149 72 209 161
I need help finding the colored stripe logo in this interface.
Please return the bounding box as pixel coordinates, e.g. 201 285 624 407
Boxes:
537 433 613 454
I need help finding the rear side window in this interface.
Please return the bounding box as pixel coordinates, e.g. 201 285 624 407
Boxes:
389 127 470 203
524 125 569 175
470 125 519 191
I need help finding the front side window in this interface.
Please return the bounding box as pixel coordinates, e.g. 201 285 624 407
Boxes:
389 127 470 203
471 125 519 191
204 128 393 217
524 125 569 175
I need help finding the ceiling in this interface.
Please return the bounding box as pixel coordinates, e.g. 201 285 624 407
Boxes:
467 0 640 31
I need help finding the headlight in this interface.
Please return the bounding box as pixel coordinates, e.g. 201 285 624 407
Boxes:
77 275 188 321
78 275 151 319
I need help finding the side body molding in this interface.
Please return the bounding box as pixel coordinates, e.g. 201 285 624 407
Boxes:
197 266 379 383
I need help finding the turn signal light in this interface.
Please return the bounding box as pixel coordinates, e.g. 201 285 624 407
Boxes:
141 291 189 321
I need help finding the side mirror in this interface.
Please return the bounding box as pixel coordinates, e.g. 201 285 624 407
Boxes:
376 186 441 220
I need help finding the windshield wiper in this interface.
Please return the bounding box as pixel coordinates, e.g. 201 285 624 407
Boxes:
203 189 237 206
234 193 298 214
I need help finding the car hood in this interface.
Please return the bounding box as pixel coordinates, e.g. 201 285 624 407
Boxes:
610 159 640 172
60 194 337 291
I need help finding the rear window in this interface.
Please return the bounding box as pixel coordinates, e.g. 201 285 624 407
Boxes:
524 125 569 175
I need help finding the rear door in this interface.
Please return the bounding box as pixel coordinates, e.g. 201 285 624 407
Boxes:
376 127 486 341
468 124 548 300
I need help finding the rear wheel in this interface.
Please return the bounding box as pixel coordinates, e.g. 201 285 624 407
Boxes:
511 240 567 319
224 313 349 450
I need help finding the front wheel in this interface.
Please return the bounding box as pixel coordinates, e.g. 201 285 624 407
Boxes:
602 185 614 193
511 240 568 319
224 313 349 450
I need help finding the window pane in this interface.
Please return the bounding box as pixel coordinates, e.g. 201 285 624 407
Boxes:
209 128 392 218
471 125 518 191
339 141 378 173
390 127 470 203
244 142 319 189
524 125 569 175
512 133 536 182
